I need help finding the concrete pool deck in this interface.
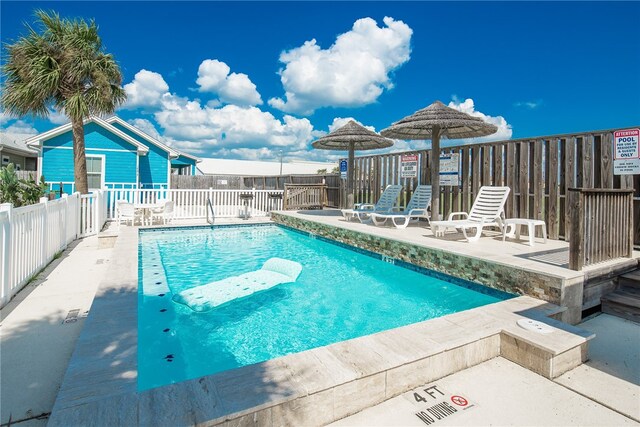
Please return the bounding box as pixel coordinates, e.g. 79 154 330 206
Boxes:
1 217 638 426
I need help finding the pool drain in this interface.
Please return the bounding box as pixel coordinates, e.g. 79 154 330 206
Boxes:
516 318 554 334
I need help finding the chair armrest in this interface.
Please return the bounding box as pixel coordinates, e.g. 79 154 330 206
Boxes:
447 211 468 221
390 206 404 212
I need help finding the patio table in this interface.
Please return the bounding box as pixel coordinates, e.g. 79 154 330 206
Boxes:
134 202 164 226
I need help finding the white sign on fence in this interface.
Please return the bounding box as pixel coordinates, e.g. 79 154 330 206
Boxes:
401 154 418 178
439 153 460 186
614 129 640 175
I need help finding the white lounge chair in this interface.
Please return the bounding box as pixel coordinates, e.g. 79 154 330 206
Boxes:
370 185 432 229
172 258 303 312
431 186 510 242
116 200 140 227
341 184 403 222
151 200 175 225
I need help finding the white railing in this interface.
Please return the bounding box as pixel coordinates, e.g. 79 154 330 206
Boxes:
0 190 106 308
104 189 284 220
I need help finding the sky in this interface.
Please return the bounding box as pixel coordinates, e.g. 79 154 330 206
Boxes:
1 1 639 162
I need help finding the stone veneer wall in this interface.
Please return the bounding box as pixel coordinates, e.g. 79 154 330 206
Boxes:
271 213 581 324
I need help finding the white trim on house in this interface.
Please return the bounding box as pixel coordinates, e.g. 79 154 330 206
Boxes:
25 116 149 155
85 154 106 190
104 116 201 163
42 145 137 154
136 154 140 188
105 116 180 159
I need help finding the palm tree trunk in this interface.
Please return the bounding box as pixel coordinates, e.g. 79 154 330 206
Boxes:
71 117 89 194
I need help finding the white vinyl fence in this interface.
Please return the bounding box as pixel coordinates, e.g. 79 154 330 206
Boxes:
0 190 106 308
105 188 284 220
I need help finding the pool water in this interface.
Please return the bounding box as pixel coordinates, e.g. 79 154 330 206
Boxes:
138 225 512 391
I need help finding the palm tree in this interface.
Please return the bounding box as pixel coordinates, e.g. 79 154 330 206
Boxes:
1 10 126 194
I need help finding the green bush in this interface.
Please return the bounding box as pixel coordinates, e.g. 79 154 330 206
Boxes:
0 163 47 207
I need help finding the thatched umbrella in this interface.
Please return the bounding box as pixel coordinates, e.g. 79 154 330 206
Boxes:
381 100 498 220
312 120 393 208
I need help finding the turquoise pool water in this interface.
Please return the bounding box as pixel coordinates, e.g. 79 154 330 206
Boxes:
138 225 512 391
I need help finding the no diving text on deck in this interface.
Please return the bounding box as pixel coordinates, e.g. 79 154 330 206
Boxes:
403 384 476 425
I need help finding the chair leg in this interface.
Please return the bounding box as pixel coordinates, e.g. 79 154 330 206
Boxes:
371 215 385 226
463 226 483 242
393 217 410 229
527 223 535 246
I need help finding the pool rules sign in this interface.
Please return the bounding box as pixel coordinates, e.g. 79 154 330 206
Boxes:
614 129 640 175
401 154 418 178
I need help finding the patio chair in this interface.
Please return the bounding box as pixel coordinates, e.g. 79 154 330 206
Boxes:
341 184 403 223
151 200 175 225
116 200 140 227
430 186 510 242
370 185 432 229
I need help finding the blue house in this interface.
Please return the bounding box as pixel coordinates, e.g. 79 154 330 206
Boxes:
25 116 199 194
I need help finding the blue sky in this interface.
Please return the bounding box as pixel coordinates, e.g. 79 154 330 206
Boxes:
1 1 639 161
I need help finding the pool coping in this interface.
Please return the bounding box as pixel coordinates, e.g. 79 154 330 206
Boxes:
47 224 595 426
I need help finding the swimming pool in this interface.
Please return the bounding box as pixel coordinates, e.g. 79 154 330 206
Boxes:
138 224 513 391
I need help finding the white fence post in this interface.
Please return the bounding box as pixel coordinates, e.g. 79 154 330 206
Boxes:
61 194 69 244
40 197 48 267
0 203 13 308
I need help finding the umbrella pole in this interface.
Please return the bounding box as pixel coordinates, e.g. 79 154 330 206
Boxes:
347 143 355 209
431 126 441 221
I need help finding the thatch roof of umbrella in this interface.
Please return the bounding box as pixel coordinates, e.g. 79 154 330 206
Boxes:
381 100 498 220
312 120 393 208
380 100 497 140
312 120 394 151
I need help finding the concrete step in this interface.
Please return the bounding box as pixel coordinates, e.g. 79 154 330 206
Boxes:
601 288 640 324
618 268 640 289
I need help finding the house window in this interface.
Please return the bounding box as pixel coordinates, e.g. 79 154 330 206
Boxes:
86 156 104 189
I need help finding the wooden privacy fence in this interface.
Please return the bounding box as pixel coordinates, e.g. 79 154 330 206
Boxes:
568 189 634 270
343 127 640 247
283 184 328 210
172 174 341 208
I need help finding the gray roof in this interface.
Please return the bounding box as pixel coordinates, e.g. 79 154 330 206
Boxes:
381 100 498 140
0 132 38 156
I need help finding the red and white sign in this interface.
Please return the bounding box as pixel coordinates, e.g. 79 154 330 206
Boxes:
451 395 468 407
614 129 640 175
401 154 419 178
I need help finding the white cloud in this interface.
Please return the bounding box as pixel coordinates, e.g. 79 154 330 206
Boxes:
123 70 170 109
48 108 69 125
3 120 38 135
268 16 413 115
327 117 376 133
0 110 13 125
127 118 162 140
447 98 513 143
152 99 316 155
515 100 542 109
196 59 262 106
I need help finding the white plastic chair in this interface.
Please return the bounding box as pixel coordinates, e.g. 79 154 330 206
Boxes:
341 184 403 223
430 186 510 242
152 200 174 225
116 200 140 227
370 185 432 229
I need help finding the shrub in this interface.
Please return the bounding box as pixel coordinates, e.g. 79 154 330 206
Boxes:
0 163 47 207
